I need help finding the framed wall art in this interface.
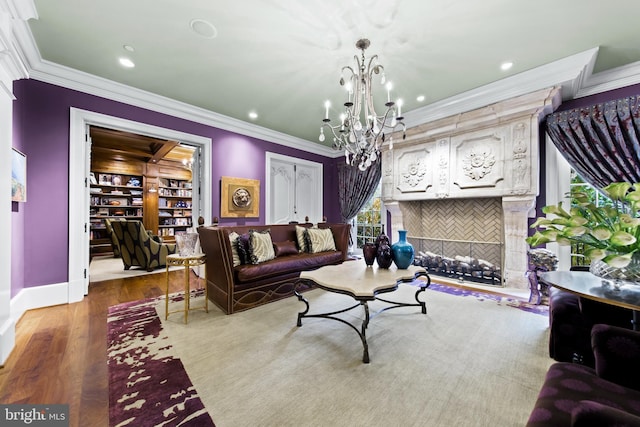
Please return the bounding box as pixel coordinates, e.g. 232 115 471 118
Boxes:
221 176 260 218
11 148 26 202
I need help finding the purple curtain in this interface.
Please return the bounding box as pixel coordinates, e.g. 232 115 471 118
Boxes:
337 161 381 223
546 95 640 190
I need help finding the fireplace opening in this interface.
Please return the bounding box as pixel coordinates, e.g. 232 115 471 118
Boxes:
410 237 502 286
399 197 504 286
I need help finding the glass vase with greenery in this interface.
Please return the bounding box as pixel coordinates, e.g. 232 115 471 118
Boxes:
526 182 640 268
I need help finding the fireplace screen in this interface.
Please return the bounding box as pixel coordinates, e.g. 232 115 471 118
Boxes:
410 237 502 286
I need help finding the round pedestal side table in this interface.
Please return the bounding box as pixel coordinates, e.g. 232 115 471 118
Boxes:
165 253 207 323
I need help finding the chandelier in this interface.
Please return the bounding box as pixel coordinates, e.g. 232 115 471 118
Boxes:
319 38 406 171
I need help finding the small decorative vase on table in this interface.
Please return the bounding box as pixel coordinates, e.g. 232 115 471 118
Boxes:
391 230 415 269
374 227 393 269
363 242 377 266
175 233 199 256
376 243 394 269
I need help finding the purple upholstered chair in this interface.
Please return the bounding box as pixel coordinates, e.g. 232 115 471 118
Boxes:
547 266 634 367
527 324 640 426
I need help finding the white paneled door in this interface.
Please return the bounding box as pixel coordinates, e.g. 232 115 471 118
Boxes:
266 153 323 224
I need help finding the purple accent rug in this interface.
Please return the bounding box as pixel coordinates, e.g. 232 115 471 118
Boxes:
423 281 549 316
107 292 215 427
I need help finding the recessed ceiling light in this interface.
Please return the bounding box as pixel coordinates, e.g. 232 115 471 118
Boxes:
190 19 217 39
123 45 135 52
501 61 513 71
118 57 135 68
248 111 258 120
416 95 425 102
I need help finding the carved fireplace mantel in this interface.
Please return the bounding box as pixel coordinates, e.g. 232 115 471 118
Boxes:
382 87 561 289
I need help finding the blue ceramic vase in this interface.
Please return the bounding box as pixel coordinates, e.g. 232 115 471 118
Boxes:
392 230 414 269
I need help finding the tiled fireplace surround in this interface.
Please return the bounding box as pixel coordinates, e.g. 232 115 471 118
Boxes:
382 87 561 289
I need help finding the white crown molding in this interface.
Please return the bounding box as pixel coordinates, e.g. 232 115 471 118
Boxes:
2 0 37 20
575 60 640 98
401 48 600 130
0 0 35 82
10 6 338 159
29 59 338 158
10 9 640 155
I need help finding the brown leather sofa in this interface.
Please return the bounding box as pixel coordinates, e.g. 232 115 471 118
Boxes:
197 222 351 314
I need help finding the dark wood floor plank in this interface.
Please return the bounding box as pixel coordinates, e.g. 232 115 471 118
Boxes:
0 269 189 427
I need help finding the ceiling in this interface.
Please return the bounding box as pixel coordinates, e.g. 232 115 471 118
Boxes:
24 0 640 147
89 126 196 166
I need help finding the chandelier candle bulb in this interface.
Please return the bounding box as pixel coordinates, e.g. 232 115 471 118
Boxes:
386 82 392 103
324 100 330 120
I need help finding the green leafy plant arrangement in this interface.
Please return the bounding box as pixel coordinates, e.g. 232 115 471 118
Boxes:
526 182 640 268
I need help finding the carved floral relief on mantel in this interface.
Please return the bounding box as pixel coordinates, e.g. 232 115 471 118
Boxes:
436 138 450 198
511 122 530 194
462 149 496 180
453 133 504 189
396 148 431 193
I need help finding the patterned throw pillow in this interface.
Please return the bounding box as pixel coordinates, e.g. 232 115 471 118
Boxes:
236 233 251 264
249 230 276 264
228 231 241 267
295 225 308 252
304 228 336 253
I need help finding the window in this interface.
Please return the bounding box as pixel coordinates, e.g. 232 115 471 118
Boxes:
355 184 383 248
569 171 615 267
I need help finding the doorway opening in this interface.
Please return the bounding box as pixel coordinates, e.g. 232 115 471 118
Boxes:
69 108 212 299
88 125 202 281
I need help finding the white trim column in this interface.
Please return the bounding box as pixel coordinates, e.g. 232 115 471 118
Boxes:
502 195 536 289
0 0 36 365
385 201 404 240
544 134 572 270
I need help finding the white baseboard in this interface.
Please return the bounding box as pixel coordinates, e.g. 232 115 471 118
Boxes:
0 282 69 365
11 281 70 320
0 315 16 366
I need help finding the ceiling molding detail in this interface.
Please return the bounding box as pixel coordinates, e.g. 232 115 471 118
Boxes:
575 60 640 98
28 59 337 158
9 2 640 158
0 0 36 82
401 48 601 130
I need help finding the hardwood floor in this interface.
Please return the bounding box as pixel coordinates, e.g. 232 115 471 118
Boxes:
0 269 195 427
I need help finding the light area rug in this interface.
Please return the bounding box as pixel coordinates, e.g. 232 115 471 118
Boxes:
109 282 552 426
91 255 182 282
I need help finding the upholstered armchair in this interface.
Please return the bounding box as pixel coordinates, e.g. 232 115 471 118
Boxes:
109 220 177 271
104 218 126 257
527 324 640 426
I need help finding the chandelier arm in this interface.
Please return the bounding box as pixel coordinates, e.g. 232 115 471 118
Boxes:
366 55 381 117
341 65 357 80
323 122 343 141
351 71 362 120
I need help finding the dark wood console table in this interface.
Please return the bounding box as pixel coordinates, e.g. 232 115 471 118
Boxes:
540 270 640 330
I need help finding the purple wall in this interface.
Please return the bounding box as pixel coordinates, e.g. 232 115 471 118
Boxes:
11 80 26 298
11 79 341 296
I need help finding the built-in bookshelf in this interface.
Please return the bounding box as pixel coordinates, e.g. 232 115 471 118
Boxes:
158 177 193 240
89 172 144 256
